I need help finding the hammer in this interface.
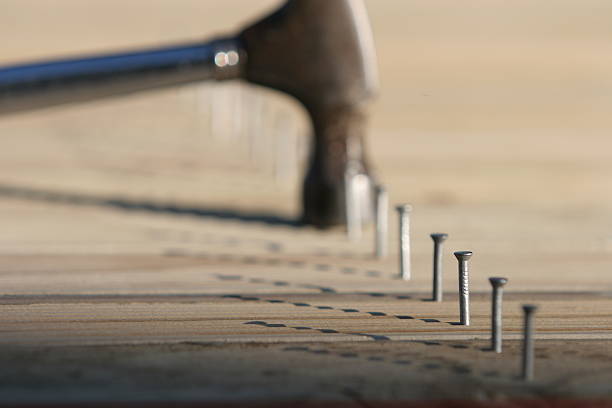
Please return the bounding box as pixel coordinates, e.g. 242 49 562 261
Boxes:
0 0 379 229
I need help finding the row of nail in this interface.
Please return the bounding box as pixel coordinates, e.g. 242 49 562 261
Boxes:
348 185 538 381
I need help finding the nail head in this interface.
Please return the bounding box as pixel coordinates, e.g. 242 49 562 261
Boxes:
396 204 413 213
489 277 508 288
454 251 473 261
430 233 448 243
522 304 538 313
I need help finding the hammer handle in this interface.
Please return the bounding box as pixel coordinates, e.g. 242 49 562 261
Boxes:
0 38 241 115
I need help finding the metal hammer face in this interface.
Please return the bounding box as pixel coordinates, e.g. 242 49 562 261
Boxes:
241 0 379 228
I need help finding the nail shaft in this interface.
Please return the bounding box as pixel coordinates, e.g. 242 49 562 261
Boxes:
396 204 412 280
489 277 508 353
454 251 472 326
345 164 362 241
274 113 296 184
374 186 389 259
521 304 538 381
430 233 448 302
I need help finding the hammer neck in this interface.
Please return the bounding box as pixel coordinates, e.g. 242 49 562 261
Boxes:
302 105 372 227
309 106 369 171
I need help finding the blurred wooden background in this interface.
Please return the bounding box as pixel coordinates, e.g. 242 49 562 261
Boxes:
0 1 610 292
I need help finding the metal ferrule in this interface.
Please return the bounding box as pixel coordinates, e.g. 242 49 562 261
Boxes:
210 38 245 80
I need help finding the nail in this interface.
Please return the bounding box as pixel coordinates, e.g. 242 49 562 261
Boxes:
231 83 243 142
345 163 362 241
430 233 448 302
375 186 389 259
521 304 538 381
247 91 263 162
396 204 413 280
454 251 472 325
274 113 295 184
489 277 508 353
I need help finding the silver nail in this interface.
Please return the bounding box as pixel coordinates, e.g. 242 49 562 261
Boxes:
454 251 472 325
489 277 508 353
396 204 413 280
374 186 389 259
274 113 296 184
430 233 448 302
345 163 362 241
521 304 538 381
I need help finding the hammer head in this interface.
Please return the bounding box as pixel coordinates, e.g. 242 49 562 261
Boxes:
240 0 379 228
